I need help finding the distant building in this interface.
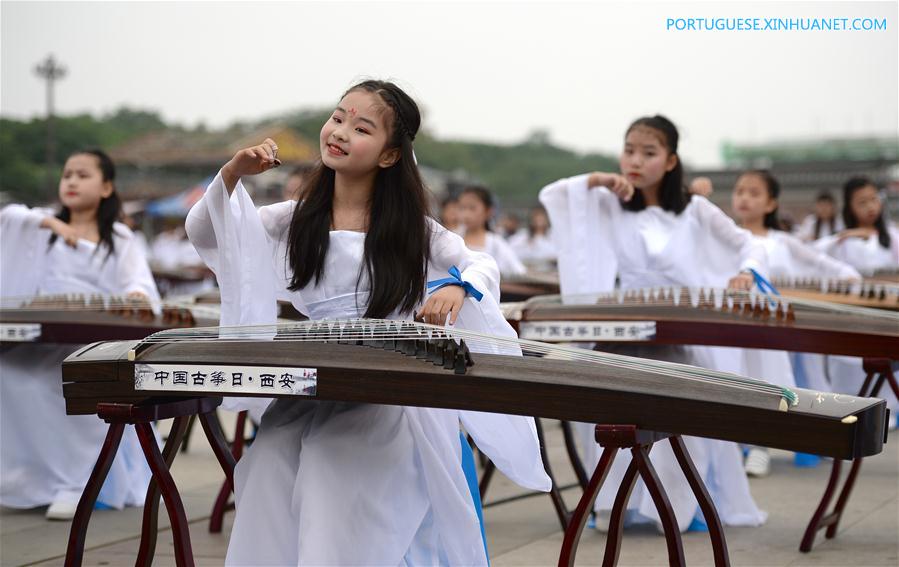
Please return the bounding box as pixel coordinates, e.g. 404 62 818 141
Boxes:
109 123 319 201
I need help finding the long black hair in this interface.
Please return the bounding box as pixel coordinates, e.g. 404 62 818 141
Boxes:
286 80 431 319
49 149 122 259
460 185 495 232
620 115 690 215
813 191 837 239
740 170 782 230
843 176 891 249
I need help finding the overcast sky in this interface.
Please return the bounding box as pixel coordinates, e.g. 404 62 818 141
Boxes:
2 0 897 167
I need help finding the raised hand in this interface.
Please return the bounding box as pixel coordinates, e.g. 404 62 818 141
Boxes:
588 172 635 202
221 138 282 192
41 216 80 247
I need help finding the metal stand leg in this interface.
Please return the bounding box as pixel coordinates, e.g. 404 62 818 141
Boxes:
801 358 895 552
136 416 190 567
136 422 194 567
558 426 729 567
64 423 125 567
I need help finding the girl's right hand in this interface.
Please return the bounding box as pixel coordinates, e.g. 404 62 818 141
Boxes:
41 217 79 247
588 172 635 202
221 138 281 191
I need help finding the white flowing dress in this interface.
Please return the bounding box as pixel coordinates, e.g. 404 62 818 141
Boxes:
755 230 862 394
814 228 899 407
0 204 159 510
467 232 527 277
540 174 769 531
185 172 551 566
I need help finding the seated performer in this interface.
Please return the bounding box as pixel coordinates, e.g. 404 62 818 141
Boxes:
540 115 768 533
458 185 527 276
730 169 861 475
0 149 159 520
186 79 550 565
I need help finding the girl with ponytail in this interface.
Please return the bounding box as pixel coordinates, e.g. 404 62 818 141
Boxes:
540 114 771 534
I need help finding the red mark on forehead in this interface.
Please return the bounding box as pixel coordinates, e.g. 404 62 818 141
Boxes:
349 107 358 117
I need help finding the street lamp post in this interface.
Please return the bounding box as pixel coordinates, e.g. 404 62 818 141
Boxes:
34 54 67 193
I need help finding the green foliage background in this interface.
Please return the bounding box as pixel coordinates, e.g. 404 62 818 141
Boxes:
1 107 617 205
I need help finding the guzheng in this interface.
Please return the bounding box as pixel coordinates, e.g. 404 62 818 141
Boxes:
170 288 308 321
770 276 899 311
499 272 561 302
0 294 220 344
508 288 899 359
61 319 887 459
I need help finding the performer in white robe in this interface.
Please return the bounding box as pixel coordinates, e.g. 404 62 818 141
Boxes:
509 206 557 272
541 166 769 531
813 177 899 417
470 231 527 276
458 186 527 276
730 169 863 473
187 171 551 566
0 204 159 515
814 227 899 276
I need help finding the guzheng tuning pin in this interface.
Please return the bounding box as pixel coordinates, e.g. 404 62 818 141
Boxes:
399 339 416 356
413 339 429 359
453 340 474 374
425 339 442 364
443 340 457 370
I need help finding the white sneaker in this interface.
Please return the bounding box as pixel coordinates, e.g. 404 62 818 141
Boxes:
45 497 78 521
744 447 771 477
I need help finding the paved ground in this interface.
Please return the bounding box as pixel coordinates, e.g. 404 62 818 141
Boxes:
2 416 896 566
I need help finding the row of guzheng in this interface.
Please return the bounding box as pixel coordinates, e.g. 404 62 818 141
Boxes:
0 294 220 344
771 276 899 311
61 319 888 460
503 288 899 359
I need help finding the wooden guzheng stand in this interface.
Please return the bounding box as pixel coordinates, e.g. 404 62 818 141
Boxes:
60 319 888 567
510 288 898 557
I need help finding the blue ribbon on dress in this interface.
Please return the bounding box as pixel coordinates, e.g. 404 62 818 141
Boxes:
749 268 780 306
427 265 484 302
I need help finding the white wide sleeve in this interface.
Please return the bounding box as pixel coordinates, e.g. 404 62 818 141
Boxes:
539 174 618 297
0 204 51 303
694 197 768 276
778 232 861 280
185 171 279 326
427 221 552 492
489 234 527 276
114 229 162 303
812 234 841 256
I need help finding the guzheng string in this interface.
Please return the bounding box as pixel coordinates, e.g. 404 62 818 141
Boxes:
135 318 798 406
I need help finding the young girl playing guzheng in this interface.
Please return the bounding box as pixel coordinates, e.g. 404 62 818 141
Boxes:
540 115 768 533
458 185 528 276
815 177 899 423
730 170 862 474
0 149 159 520
185 80 550 566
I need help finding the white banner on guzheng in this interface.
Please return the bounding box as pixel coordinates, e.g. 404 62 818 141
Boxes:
135 363 317 396
0 323 41 342
518 321 657 342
